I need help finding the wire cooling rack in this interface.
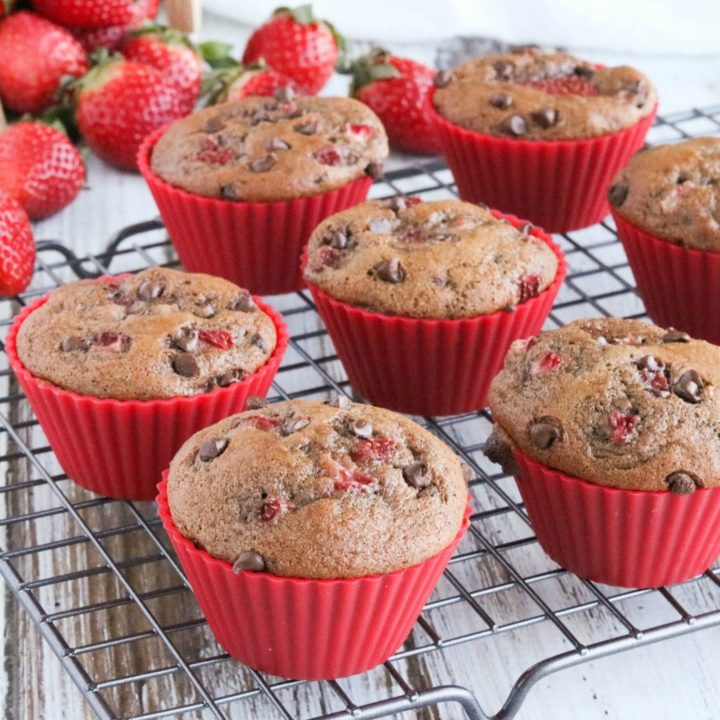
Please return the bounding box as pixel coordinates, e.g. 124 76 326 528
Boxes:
2 104 720 720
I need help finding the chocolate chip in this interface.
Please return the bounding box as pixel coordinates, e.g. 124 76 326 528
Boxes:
369 217 392 234
529 416 563 450
624 79 642 94
662 328 691 343
232 550 266 573
490 93 513 110
637 354 663 372
365 161 384 180
327 393 351 409
351 418 373 438
172 353 199 377
138 280 164 301
484 430 517 475
608 184 628 207
403 461 431 488
203 116 226 133
574 65 594 78
531 107 561 128
246 395 268 410
250 154 276 172
250 333 267 352
672 369 704 403
173 327 199 352
460 462 472 483
665 471 699 495
294 120 317 135
273 85 295 102
388 196 406 211
195 302 215 319
517 222 533 235
374 258 405 283
217 370 242 387
61 335 88 352
493 60 513 80
199 438 228 462
267 137 291 151
281 414 310 436
503 115 527 136
228 292 254 312
434 69 452 88
325 230 348 249
220 184 240 200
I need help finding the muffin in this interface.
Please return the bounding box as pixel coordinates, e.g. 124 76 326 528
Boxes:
609 138 720 342
431 48 657 232
6 268 288 499
486 317 720 587
158 398 470 678
138 92 389 294
303 197 565 415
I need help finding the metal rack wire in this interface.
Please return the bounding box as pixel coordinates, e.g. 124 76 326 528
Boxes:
2 104 720 720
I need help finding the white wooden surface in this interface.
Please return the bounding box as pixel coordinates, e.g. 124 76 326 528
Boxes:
3 10 720 720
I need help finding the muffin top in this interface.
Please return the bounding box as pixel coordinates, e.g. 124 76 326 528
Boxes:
16 267 277 401
433 49 657 141
609 137 720 252
303 198 559 318
167 398 468 578
150 94 389 202
487 317 720 493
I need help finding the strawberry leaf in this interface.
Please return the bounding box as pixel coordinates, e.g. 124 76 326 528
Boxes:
274 4 316 25
198 40 237 69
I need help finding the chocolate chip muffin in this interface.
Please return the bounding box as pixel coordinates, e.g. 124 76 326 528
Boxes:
609 137 720 252
487 317 720 493
16 267 277 401
303 198 559 318
433 49 657 140
150 94 388 202
167 397 468 578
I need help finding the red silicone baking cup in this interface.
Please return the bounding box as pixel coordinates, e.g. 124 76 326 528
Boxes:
138 127 373 296
157 474 471 680
513 450 720 588
431 95 657 234
5 288 289 501
612 209 720 344
304 212 566 416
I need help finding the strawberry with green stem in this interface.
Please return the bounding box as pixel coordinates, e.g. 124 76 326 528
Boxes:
348 48 441 155
242 4 342 95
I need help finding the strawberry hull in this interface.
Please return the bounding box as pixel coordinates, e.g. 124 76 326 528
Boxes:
304 212 566 416
431 94 657 233
6 289 288 500
157 474 471 680
138 127 373 296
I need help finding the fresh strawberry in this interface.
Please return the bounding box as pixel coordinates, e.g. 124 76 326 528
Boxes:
241 4 340 95
349 50 441 154
0 11 88 114
31 0 137 29
205 64 297 104
75 58 186 170
0 192 35 296
71 0 159 52
120 25 202 114
0 122 85 220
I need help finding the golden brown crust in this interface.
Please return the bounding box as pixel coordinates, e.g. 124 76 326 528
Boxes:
303 198 558 318
487 318 720 492
167 399 468 578
610 137 720 251
150 96 388 201
433 50 656 140
16 268 276 400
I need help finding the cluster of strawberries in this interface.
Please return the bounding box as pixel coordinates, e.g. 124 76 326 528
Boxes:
0 1 443 296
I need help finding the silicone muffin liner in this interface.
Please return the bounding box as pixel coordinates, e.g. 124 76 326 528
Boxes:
5 289 289 501
431 96 657 234
513 450 720 588
157 475 471 680
612 210 720 344
138 127 374 296
304 212 566 416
